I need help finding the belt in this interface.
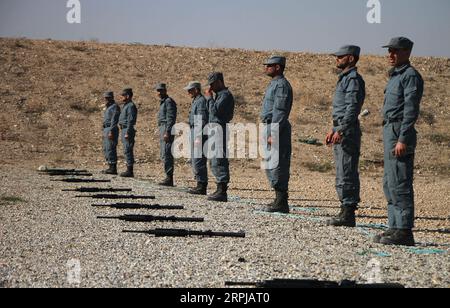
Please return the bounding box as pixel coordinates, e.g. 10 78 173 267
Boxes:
383 118 403 125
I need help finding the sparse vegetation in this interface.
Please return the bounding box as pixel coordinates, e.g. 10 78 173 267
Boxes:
0 196 26 204
427 133 450 146
302 161 333 173
419 109 436 126
69 102 101 114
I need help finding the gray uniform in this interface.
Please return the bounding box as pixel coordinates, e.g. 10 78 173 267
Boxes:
158 97 177 177
332 67 366 207
383 63 423 230
189 95 209 184
261 75 293 192
102 102 121 164
118 101 138 166
207 88 235 184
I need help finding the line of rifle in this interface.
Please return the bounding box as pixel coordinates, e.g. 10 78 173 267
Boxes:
51 179 112 183
48 172 93 177
123 228 246 238
63 188 132 193
39 168 88 173
91 203 184 210
225 279 404 289
76 194 155 200
98 215 204 223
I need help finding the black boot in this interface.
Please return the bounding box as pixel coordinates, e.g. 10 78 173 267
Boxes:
373 229 397 244
188 182 207 195
380 229 415 247
207 183 228 202
326 205 356 228
120 165 134 178
158 176 174 187
261 191 289 214
102 164 117 175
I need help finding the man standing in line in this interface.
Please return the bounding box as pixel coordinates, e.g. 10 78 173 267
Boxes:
156 83 177 187
260 56 293 214
325 46 366 227
101 91 121 175
185 82 209 195
118 88 138 178
374 37 424 246
205 72 235 202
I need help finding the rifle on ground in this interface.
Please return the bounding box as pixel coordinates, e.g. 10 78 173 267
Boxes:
76 194 155 200
98 215 204 223
123 228 246 238
91 203 184 210
51 179 111 183
225 279 404 289
47 172 93 177
39 168 88 173
63 188 132 193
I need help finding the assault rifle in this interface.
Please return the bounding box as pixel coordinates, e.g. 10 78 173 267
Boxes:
76 194 155 200
91 203 184 210
98 215 204 223
63 188 132 193
51 179 111 183
123 228 246 238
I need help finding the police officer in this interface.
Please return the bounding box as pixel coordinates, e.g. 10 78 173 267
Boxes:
118 88 138 178
156 83 177 187
374 37 424 246
260 56 293 214
185 82 209 195
325 46 366 227
205 72 235 202
101 91 121 175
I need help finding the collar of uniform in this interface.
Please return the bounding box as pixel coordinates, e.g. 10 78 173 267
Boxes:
389 62 411 77
272 74 285 81
338 66 357 80
216 88 229 96
160 97 169 104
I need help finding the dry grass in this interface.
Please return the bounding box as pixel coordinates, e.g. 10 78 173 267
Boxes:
0 38 448 177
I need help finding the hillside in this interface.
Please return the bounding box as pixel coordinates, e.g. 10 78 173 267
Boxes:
0 38 449 178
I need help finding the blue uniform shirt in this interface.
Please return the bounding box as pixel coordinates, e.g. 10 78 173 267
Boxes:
332 67 366 134
189 95 209 128
260 75 293 130
207 88 235 126
103 102 121 132
118 101 138 132
158 97 177 134
383 62 424 144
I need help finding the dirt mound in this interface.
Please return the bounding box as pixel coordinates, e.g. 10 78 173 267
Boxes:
0 38 449 177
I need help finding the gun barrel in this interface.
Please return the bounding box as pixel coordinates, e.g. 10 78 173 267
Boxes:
91 203 185 210
51 179 112 183
122 228 246 238
62 188 133 193
76 194 155 199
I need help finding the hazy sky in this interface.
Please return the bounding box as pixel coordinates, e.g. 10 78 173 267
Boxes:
1 0 449 57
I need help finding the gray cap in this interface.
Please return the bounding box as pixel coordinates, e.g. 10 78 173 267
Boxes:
333 45 361 57
206 72 224 86
103 91 114 98
264 55 286 66
121 88 133 96
184 81 202 91
382 37 414 50
155 83 167 91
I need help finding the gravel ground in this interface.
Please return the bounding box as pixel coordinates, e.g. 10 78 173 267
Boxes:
0 165 448 288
